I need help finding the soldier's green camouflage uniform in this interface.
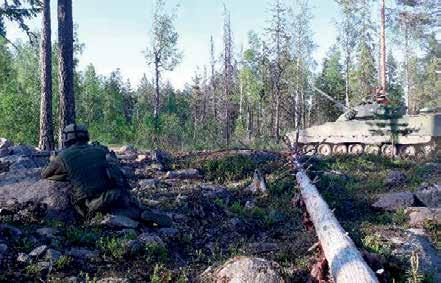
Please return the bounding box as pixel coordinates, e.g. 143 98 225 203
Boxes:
41 142 130 217
41 124 172 227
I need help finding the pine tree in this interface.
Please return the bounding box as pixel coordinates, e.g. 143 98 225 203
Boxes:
38 0 54 150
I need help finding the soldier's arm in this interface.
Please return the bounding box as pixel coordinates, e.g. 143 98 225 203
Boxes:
41 156 68 181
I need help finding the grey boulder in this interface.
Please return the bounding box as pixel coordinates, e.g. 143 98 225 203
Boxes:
372 192 416 211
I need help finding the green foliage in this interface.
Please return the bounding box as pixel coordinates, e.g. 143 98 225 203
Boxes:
362 233 392 257
145 242 169 263
423 221 441 250
53 255 72 270
64 227 98 247
150 263 172 283
97 236 126 260
201 155 256 182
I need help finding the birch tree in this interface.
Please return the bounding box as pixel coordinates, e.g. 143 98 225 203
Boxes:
145 0 182 134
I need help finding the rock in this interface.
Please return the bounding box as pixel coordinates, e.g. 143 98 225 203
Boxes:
415 184 441 208
67 248 99 260
201 256 284 283
392 229 441 281
140 210 173 228
45 249 62 262
245 200 256 210
138 233 165 247
372 192 416 211
158 228 179 239
17 253 31 263
386 171 407 187
245 170 268 195
405 207 441 227
152 149 173 168
100 214 139 229
118 144 137 154
0 148 10 158
165 168 201 179
200 184 231 199
136 154 148 162
8 156 39 171
10 144 36 156
29 245 48 258
123 240 142 257
96 277 130 283
0 138 13 150
247 243 280 254
138 179 160 190
0 224 23 241
0 243 8 257
0 170 76 222
36 227 59 238
36 261 51 272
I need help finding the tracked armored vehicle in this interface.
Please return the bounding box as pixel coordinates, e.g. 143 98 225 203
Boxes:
286 102 441 157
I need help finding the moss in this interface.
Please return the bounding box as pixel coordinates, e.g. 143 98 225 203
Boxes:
145 243 169 263
200 155 257 182
64 227 99 247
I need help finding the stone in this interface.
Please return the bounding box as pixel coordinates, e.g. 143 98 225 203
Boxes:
151 149 173 169
136 154 148 162
10 144 36 156
372 192 416 211
97 278 130 283
386 171 407 187
140 210 173 228
138 233 165 247
201 256 285 283
0 243 8 254
392 229 441 281
138 179 160 190
165 168 201 179
0 138 13 150
405 207 441 227
36 261 51 272
45 249 62 262
0 224 23 241
100 214 139 229
67 248 99 260
245 170 268 195
245 200 256 210
200 184 231 199
8 156 38 171
17 253 31 263
0 169 77 222
158 228 179 239
123 240 142 257
36 227 59 238
29 245 48 258
118 144 137 153
0 148 10 158
415 184 441 208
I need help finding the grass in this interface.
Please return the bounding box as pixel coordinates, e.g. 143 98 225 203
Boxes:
64 227 99 247
145 242 169 263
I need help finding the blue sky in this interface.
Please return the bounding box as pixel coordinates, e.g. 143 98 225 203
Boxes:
6 0 342 89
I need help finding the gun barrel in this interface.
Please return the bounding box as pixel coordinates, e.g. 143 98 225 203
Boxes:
313 86 348 112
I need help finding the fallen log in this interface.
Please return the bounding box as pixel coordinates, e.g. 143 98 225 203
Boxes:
296 168 379 283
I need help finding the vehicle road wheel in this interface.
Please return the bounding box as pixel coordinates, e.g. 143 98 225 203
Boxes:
349 144 364 155
381 144 397 157
400 145 416 157
333 144 348 155
303 144 316 155
365 145 380 155
317 144 332 156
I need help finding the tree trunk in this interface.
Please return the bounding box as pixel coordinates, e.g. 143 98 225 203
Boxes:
379 0 387 92
39 0 54 151
296 168 379 283
58 0 75 148
154 58 161 131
